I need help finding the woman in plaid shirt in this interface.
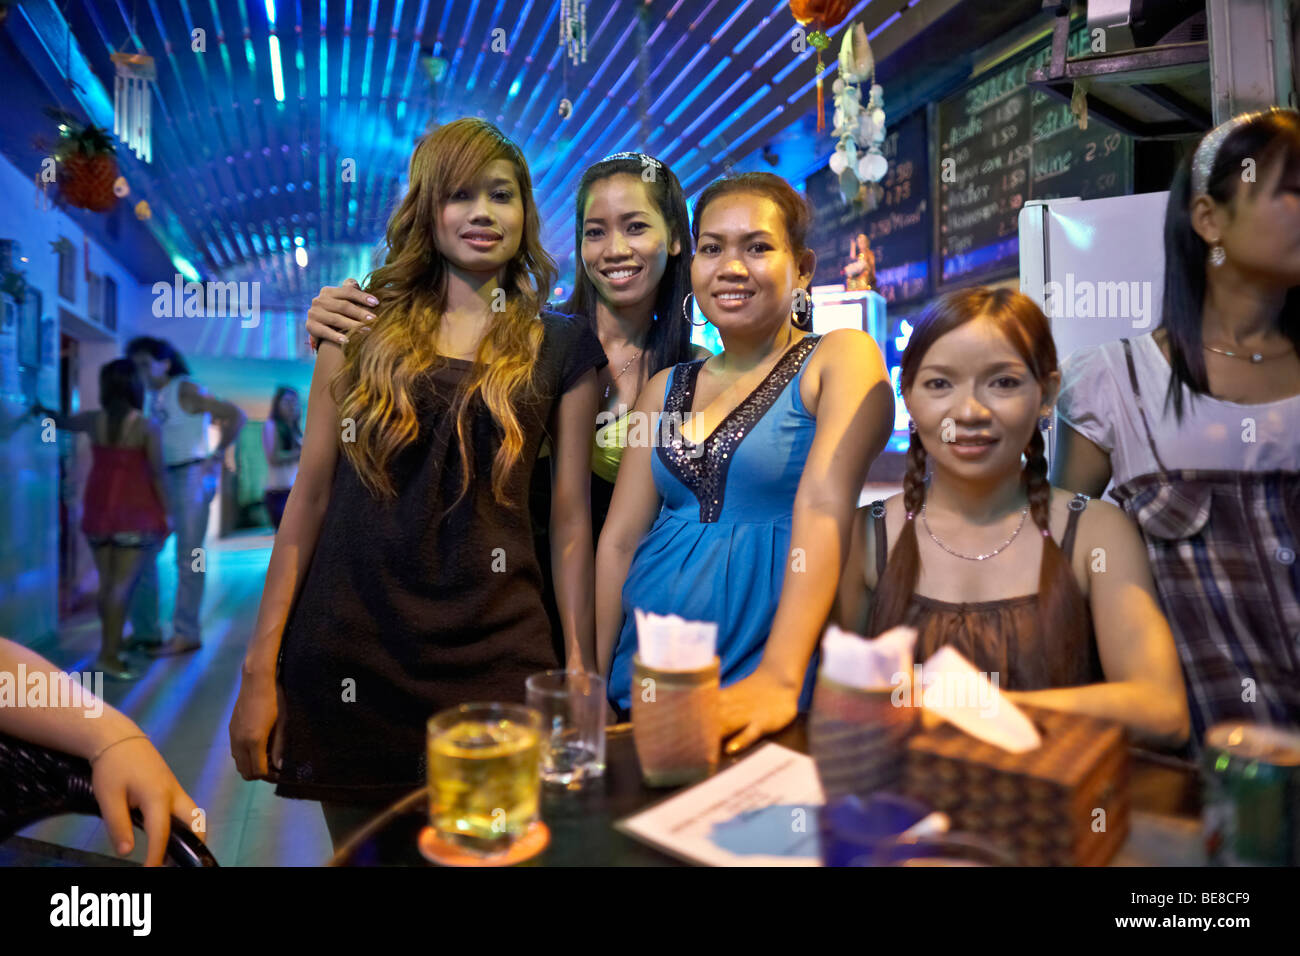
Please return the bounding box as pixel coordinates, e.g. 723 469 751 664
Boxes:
1054 109 1300 752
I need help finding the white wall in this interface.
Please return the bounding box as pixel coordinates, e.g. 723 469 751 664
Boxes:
0 149 152 645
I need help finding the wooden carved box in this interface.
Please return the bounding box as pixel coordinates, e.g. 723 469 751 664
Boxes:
901 705 1130 866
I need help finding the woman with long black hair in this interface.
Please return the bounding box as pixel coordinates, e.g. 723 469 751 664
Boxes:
1053 108 1300 750
303 151 710 667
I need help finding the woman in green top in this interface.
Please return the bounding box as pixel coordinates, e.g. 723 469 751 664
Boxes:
304 151 709 666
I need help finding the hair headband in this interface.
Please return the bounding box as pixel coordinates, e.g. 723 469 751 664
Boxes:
599 151 663 171
1190 106 1291 195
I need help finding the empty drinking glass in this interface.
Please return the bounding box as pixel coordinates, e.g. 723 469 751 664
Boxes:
525 670 606 788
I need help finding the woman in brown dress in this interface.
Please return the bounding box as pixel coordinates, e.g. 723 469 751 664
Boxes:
835 287 1189 749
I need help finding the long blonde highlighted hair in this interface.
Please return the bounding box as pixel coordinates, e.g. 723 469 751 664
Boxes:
332 118 557 507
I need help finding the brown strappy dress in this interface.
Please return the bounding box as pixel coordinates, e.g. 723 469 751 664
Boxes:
867 492 1104 690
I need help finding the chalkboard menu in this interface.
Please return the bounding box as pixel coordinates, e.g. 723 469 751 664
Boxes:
937 27 1131 284
806 107 931 304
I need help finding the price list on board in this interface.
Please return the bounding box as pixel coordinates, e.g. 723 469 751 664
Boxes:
937 27 1131 284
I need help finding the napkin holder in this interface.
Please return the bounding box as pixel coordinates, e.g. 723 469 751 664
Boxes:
809 675 918 802
901 704 1130 866
630 654 721 787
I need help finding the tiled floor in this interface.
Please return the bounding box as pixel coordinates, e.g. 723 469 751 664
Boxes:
16 484 904 867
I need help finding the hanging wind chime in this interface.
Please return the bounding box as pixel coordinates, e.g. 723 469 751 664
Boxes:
830 21 889 206
560 0 587 65
111 48 156 163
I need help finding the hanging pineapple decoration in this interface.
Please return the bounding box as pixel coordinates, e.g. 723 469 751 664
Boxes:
111 48 156 163
790 0 854 134
40 109 119 212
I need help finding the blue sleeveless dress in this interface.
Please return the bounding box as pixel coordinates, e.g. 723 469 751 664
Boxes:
607 334 823 712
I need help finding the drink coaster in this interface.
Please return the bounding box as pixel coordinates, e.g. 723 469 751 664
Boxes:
418 821 550 866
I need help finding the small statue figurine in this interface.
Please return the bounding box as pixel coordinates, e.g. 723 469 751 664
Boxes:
843 231 876 291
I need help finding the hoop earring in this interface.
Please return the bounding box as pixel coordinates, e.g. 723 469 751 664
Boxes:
683 293 707 327
1209 242 1226 267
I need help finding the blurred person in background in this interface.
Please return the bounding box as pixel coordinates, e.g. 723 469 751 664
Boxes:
32 359 169 680
262 386 302 531
125 336 246 657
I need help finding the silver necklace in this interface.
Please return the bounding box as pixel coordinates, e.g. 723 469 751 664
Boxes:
604 348 642 400
1202 342 1292 364
921 500 1029 561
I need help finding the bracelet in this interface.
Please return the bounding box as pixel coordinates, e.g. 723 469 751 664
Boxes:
90 733 149 764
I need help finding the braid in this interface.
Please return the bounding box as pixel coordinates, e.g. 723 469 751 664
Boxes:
869 429 926 635
1024 426 1090 679
1024 428 1052 537
902 429 928 519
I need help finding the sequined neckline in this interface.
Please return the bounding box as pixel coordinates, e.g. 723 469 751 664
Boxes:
658 334 821 523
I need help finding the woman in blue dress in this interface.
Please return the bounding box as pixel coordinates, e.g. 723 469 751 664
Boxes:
596 172 895 752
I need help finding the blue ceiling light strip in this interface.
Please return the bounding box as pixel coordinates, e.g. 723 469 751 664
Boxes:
466 0 507 93
545 0 755 245
140 0 196 135
432 0 454 59
359 0 379 100
353 0 388 240
713 0 755 44
318 1 331 248
487 0 536 93
269 35 286 102
366 0 412 244
290 0 310 206
340 0 353 102
504 0 555 122
344 0 370 206
676 68 749 141
227 0 259 218
701 83 770 144
772 49 805 85
733 1 784 55
514 40 562 149
394 0 432 121
870 11 901 39
647 43 712 119
511 1 570 143
665 55 730 125
443 0 482 94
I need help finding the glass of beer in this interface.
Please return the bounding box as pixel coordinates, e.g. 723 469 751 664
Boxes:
426 702 542 856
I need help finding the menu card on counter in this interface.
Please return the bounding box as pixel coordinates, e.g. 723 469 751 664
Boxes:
937 24 1131 284
616 744 825 866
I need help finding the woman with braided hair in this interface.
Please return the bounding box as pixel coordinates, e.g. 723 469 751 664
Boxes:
835 287 1189 749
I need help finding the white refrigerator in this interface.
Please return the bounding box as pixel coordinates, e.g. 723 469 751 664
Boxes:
1018 190 1172 471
